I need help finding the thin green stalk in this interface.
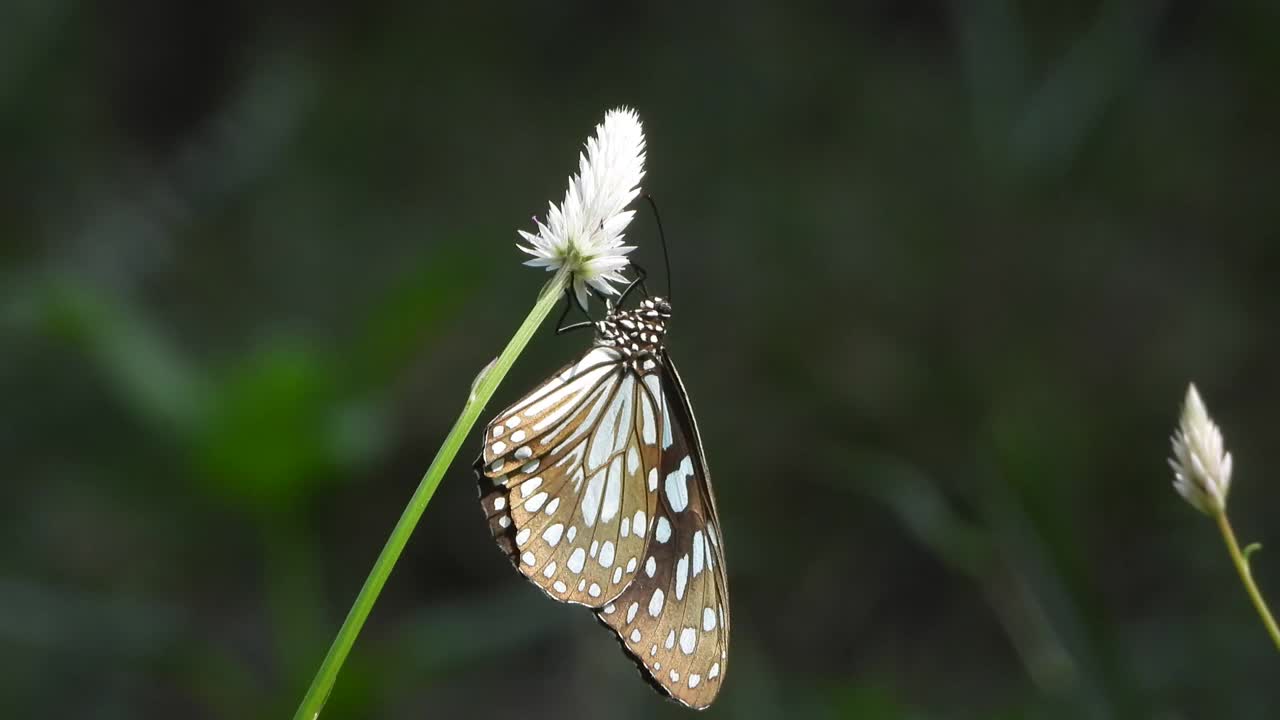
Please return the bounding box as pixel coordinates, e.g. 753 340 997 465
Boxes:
293 268 571 720
1215 510 1280 652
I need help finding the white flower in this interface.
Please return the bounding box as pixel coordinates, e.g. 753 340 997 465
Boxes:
1169 383 1234 515
519 107 646 309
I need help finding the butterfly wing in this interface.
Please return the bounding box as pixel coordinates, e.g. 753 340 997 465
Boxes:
476 345 665 606
594 351 730 709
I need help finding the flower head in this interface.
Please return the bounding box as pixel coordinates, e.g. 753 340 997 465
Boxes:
1169 383 1234 515
519 107 646 309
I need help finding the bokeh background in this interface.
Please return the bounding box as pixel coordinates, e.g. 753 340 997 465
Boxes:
4 1 1279 718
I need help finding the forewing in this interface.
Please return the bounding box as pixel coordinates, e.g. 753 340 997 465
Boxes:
594 355 730 709
477 345 664 606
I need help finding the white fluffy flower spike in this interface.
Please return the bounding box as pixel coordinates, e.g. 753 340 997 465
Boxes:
519 107 646 309
1169 383 1234 515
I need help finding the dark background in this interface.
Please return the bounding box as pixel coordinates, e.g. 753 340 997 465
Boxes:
3 1 1278 718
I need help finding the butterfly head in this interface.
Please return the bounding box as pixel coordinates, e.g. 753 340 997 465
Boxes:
597 296 672 360
646 296 673 319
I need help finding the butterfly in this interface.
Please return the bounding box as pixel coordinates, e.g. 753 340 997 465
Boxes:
475 292 729 709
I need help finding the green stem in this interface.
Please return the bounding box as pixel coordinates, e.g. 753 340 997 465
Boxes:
1215 510 1280 653
293 268 571 720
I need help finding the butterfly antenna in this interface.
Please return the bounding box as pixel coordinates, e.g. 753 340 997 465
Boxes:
642 194 672 301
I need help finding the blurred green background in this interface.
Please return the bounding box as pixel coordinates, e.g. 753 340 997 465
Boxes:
3 1 1279 718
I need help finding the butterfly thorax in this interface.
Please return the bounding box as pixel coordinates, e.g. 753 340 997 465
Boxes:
595 296 673 368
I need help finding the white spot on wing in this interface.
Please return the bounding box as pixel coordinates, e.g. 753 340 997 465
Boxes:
649 588 665 617
587 375 634 470
655 517 672 543
581 468 606 526
639 385 658 444
661 395 674 449
608 379 636 460
600 456 623 523
567 547 586 574
664 457 692 512
542 523 564 546
525 492 548 512
679 627 696 655
521 551 535 566
692 531 705 576
599 540 615 568
543 561 557 578
703 607 716 631
520 477 543 498
675 554 689 599
645 556 656 577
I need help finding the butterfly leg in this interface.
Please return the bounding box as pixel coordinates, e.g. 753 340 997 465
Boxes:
555 287 597 335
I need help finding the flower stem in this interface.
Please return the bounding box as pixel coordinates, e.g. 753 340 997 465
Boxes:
293 268 571 720
1214 510 1280 652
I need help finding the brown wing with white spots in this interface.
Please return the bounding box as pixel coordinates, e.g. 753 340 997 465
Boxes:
594 354 729 709
477 345 665 607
